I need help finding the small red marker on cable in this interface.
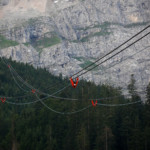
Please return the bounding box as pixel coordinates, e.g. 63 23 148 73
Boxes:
1 98 6 103
91 100 97 107
70 77 79 88
32 89 36 93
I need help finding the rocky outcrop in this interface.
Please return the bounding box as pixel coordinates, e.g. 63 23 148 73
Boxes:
0 44 39 67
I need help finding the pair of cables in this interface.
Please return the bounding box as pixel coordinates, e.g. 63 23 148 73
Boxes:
70 25 150 79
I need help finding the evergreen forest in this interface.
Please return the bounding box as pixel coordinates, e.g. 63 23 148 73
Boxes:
0 57 150 150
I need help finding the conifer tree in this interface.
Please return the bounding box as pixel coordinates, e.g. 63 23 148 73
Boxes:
146 83 150 105
128 74 140 102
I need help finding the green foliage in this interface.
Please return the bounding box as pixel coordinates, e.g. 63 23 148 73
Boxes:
0 58 149 150
94 21 111 29
74 22 112 43
23 42 30 47
79 60 98 71
0 35 18 49
73 21 149 43
124 21 150 28
96 21 150 29
93 31 112 36
73 56 84 61
22 31 61 53
128 74 136 95
146 83 150 104
73 56 95 61
31 35 61 52
72 57 98 71
128 74 141 102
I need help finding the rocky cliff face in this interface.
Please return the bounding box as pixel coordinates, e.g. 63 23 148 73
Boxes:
0 0 150 96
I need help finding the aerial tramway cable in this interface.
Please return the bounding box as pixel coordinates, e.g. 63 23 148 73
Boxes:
35 93 92 115
97 100 141 107
74 31 150 78
4 90 146 105
94 45 150 76
70 25 150 79
5 94 142 115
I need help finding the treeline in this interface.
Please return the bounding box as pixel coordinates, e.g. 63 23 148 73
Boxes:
0 57 150 150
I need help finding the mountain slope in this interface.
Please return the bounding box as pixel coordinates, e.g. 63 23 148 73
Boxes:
0 0 150 95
